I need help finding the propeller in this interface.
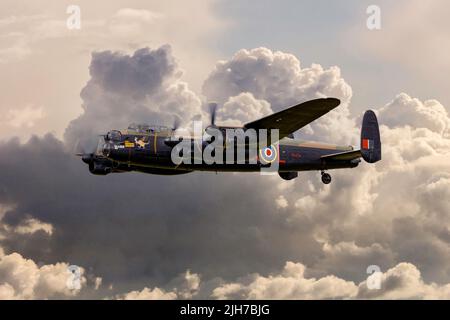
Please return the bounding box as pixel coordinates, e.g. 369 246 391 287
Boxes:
74 137 101 163
172 115 181 131
75 144 94 164
208 102 218 127
74 138 86 156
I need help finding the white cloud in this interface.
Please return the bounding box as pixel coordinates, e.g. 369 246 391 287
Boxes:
115 270 199 300
178 270 201 299
217 92 272 126
203 48 353 110
203 47 355 144
11 218 53 236
211 261 357 299
112 8 163 22
6 105 44 128
378 93 450 137
275 195 288 209
117 287 177 300
211 261 450 300
357 263 450 299
0 251 86 299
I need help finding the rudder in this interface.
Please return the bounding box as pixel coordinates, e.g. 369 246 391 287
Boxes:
361 110 381 163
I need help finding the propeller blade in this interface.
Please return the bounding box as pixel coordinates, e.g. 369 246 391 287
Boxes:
81 153 94 164
173 116 181 131
73 139 85 155
208 102 218 126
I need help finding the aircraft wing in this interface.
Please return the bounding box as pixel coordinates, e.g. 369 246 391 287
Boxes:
321 150 362 161
243 98 341 141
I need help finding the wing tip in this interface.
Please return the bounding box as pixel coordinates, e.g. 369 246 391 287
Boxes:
323 97 341 107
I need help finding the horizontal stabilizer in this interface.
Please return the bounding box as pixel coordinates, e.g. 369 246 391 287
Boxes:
321 150 362 161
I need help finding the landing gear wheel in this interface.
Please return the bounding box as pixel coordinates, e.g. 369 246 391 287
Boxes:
321 172 332 184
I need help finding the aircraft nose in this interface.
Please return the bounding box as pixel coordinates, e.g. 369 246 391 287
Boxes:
81 154 93 164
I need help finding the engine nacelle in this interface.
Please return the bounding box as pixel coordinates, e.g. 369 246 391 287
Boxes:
278 171 298 181
88 161 112 175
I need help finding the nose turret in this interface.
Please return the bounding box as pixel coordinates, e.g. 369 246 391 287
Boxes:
81 153 93 164
102 142 113 157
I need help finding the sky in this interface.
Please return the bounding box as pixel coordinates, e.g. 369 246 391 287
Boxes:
0 0 450 299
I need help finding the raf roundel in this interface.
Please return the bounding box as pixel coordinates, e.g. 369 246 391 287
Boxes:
259 145 278 164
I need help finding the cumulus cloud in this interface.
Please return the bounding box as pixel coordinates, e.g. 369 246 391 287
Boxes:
203 47 355 143
64 45 202 150
0 0 226 145
0 45 449 300
212 261 357 299
216 92 272 126
211 262 450 300
203 48 352 109
115 270 199 300
0 251 86 299
378 93 450 137
117 287 177 300
356 263 450 299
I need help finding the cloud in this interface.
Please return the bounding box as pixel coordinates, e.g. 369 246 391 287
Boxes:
115 270 199 300
0 0 226 144
0 251 86 299
64 45 202 150
202 47 355 143
8 218 53 236
112 8 163 23
0 45 449 300
216 92 272 126
378 93 450 137
109 9 164 36
212 261 357 299
117 287 177 300
203 48 352 109
6 105 44 128
356 263 450 299
211 261 450 300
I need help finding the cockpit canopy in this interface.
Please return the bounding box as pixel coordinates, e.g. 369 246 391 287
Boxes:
106 130 122 141
127 123 171 133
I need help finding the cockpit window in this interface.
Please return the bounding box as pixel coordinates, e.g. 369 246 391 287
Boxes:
127 123 171 133
106 130 122 141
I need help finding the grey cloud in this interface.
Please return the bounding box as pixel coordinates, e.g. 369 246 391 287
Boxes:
64 45 202 151
1 46 450 299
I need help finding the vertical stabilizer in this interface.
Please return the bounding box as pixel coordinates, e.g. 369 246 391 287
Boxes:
361 110 381 163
